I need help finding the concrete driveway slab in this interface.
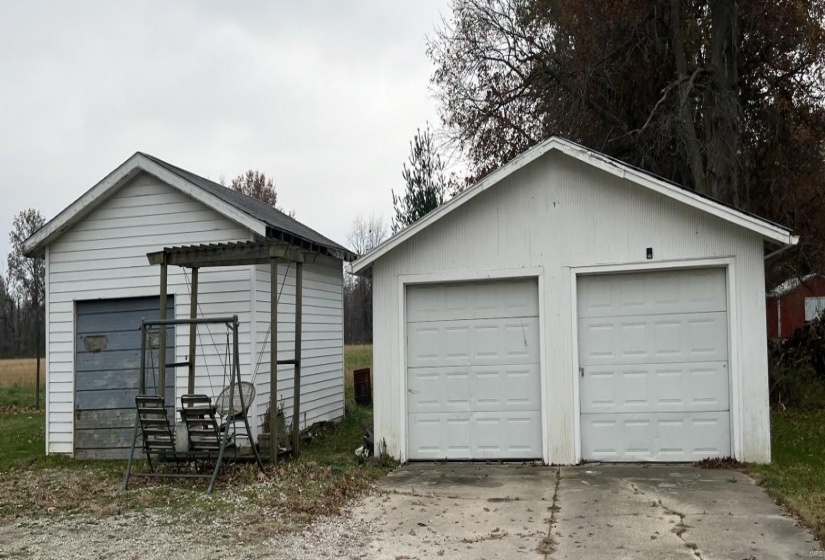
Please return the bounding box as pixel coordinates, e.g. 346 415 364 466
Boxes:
355 463 556 559
552 465 820 560
320 463 818 560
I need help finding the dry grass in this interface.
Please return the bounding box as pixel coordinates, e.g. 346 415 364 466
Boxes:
0 358 42 388
0 345 390 533
344 344 372 386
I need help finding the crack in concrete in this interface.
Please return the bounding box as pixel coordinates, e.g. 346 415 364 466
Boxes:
628 481 703 560
538 467 561 558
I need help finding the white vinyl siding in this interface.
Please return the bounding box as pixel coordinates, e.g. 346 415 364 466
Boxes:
45 171 345 454
251 256 345 433
371 150 771 464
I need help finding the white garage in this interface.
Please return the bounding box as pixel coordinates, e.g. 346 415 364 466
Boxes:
351 137 797 465
406 279 542 460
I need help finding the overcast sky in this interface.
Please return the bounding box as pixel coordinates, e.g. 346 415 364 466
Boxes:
0 1 453 263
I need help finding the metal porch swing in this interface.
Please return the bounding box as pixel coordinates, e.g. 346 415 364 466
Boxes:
122 316 264 494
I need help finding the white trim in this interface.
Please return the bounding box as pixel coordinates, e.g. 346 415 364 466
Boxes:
44 246 50 454
569 257 742 463
569 267 581 463
397 266 547 463
350 137 797 275
22 153 267 256
726 259 743 460
537 273 549 462
397 274 406 463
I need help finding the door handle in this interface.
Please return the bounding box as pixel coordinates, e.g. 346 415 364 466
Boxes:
579 367 584 377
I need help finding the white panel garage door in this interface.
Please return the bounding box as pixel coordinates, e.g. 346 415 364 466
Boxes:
406 279 542 460
578 268 731 462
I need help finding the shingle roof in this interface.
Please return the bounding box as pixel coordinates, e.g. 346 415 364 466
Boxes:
140 153 356 261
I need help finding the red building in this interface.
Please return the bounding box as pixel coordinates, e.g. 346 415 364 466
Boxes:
766 274 825 338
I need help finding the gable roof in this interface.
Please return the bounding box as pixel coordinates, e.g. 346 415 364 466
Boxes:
350 136 798 274
23 152 356 261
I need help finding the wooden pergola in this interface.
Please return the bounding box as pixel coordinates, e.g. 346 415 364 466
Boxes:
146 240 318 462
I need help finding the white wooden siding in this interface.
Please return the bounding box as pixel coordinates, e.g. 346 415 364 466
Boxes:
45 172 345 454
252 255 345 433
371 150 771 464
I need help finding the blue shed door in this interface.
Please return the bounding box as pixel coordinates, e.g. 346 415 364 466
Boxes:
74 296 174 459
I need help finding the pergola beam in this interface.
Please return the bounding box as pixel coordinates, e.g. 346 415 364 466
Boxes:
147 241 312 269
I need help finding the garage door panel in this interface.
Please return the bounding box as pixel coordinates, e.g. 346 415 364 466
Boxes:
578 312 728 366
581 362 729 414
577 268 726 318
577 269 731 463
407 411 542 460
406 279 541 460
408 364 541 413
407 317 540 368
581 412 731 462
407 279 539 322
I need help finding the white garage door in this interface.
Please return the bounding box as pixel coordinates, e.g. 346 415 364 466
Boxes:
578 268 731 462
406 279 542 460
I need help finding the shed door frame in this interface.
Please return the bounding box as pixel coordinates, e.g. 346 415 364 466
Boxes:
397 267 548 464
570 257 741 463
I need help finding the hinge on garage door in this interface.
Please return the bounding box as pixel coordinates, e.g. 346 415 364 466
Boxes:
579 367 584 377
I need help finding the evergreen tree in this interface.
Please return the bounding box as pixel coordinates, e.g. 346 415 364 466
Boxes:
392 127 451 233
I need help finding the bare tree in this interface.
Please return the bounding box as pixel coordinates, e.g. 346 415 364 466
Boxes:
7 208 45 407
347 214 388 256
345 215 388 344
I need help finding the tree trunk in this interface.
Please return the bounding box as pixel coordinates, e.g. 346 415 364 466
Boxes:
705 0 740 205
669 0 707 195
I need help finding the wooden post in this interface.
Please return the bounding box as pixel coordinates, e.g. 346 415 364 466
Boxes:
292 262 303 456
187 267 198 394
158 258 168 400
269 257 279 463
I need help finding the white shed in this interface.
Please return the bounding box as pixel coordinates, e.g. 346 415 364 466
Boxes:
23 153 354 459
350 137 797 465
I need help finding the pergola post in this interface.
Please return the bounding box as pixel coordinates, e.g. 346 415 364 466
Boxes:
269 257 279 463
292 262 303 456
187 267 199 394
158 256 168 399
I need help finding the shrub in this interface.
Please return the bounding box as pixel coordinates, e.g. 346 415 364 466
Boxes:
769 364 825 410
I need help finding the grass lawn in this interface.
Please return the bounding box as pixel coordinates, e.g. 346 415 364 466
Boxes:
748 410 825 541
0 357 44 409
0 345 387 532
